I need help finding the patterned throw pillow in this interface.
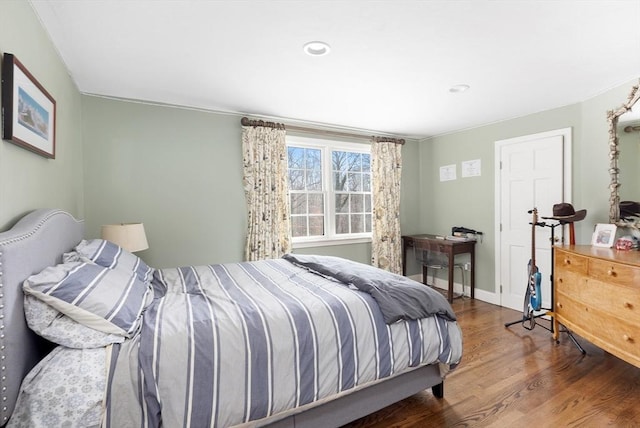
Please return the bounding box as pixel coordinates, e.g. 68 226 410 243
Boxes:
24 295 125 348
9 346 106 427
23 262 153 337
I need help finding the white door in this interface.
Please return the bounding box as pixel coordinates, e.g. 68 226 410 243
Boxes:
495 129 571 311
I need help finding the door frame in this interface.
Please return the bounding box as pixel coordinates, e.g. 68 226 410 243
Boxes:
493 127 573 306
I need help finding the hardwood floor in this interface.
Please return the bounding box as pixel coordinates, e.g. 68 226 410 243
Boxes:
344 298 640 427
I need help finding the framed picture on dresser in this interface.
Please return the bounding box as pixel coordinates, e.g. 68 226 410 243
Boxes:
591 223 617 248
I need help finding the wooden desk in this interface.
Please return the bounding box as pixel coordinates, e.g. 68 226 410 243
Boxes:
402 234 476 302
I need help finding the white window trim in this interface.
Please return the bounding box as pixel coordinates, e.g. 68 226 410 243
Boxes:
293 236 372 248
287 135 372 247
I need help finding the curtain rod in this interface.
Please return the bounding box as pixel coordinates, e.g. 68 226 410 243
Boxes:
240 117 405 145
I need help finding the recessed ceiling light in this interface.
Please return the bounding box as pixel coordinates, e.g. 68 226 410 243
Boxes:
449 84 470 93
303 41 331 57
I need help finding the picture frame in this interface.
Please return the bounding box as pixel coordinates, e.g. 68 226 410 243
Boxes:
2 53 56 158
591 223 617 248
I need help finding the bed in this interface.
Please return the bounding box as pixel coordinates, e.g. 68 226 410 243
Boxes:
0 209 462 427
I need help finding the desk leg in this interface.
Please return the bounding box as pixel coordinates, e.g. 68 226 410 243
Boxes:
402 239 408 276
470 247 475 299
447 253 454 303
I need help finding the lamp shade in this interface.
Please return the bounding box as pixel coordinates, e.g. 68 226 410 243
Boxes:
101 223 149 253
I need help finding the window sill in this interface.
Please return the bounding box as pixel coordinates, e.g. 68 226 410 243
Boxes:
292 237 372 249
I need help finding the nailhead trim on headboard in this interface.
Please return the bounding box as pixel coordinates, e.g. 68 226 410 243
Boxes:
0 212 54 424
0 249 6 425
0 209 84 425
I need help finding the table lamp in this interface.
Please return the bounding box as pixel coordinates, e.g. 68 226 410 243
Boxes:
101 223 149 253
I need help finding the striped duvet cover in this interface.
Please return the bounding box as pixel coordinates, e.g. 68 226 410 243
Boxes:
105 258 463 427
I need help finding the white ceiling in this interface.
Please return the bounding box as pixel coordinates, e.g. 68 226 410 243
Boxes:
30 0 640 139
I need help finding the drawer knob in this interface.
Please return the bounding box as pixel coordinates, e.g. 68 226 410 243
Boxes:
624 302 634 309
557 302 563 309
607 269 616 277
564 259 571 265
623 334 633 342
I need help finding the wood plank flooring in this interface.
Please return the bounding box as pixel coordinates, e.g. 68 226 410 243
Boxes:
344 298 640 427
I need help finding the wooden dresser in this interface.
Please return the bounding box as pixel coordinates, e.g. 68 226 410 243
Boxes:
553 245 640 368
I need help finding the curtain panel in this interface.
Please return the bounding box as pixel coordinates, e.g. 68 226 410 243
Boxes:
371 141 402 273
242 125 291 261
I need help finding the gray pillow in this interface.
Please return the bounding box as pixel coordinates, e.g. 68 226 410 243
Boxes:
68 239 154 284
23 261 153 337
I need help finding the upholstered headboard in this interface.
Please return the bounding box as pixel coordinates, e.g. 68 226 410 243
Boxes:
0 209 84 426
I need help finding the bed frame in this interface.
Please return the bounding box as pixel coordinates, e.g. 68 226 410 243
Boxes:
0 209 445 427
0 209 84 426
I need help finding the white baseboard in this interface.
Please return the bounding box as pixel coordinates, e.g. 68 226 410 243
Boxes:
474 288 500 305
407 273 467 297
408 273 500 305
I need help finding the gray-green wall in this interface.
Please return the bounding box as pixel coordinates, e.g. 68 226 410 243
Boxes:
419 79 638 298
81 97 246 267
0 0 84 230
81 96 422 268
82 78 637 290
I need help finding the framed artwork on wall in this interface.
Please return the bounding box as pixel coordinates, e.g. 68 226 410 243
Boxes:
1 53 56 159
591 223 617 248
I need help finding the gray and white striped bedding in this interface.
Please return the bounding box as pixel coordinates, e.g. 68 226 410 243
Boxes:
104 258 463 427
23 261 153 337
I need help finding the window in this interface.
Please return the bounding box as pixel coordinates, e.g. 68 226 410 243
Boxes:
287 136 372 246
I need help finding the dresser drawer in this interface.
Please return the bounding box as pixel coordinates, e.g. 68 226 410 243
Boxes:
588 258 640 287
555 293 640 367
554 249 588 275
555 291 592 335
556 273 640 325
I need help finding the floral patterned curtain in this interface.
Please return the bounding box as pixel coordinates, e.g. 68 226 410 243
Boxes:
242 120 291 261
371 139 403 273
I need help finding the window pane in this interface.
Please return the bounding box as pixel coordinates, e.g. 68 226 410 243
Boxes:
332 151 347 171
290 193 307 215
363 173 371 192
347 152 361 171
306 170 322 191
288 147 304 169
350 194 363 212
335 194 349 213
362 153 370 171
306 148 322 170
365 195 372 213
365 215 371 233
291 216 307 237
309 216 324 236
348 172 361 191
335 214 349 234
289 169 305 190
351 214 363 233
308 193 324 214
334 171 347 191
